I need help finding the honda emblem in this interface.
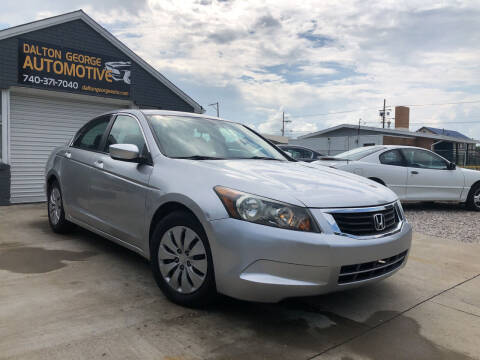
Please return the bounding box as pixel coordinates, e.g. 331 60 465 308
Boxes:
373 213 386 231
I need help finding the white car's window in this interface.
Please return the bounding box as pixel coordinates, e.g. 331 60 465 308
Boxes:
73 116 111 151
379 150 405 166
402 149 448 170
147 115 288 160
105 115 147 154
284 147 312 159
334 146 384 161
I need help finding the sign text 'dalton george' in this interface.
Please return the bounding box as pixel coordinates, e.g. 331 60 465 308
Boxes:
18 40 131 98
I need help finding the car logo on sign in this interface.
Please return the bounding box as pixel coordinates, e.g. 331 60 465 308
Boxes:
373 213 386 231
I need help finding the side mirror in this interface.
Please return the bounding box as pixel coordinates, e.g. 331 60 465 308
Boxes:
109 144 139 161
448 162 456 170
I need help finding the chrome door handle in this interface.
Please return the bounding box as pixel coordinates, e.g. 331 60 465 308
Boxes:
65 151 71 159
94 160 104 169
411 170 418 175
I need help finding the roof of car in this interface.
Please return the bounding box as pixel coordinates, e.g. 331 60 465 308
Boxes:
364 145 435 151
100 109 239 125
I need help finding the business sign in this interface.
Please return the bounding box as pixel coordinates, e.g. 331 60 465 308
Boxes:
18 39 131 98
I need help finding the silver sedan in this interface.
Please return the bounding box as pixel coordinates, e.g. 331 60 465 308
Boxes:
45 110 412 307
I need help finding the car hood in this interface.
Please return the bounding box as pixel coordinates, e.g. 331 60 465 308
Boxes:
175 159 397 208
460 167 480 183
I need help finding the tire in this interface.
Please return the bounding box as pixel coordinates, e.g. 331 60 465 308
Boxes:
47 180 75 233
150 211 216 307
467 184 480 211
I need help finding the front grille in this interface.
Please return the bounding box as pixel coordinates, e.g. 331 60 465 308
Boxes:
338 250 408 284
331 204 399 236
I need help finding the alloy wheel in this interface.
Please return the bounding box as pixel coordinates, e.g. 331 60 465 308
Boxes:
474 189 480 209
49 187 62 225
157 226 208 294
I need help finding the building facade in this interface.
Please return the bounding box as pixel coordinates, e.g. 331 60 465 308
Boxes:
291 107 478 164
0 11 203 204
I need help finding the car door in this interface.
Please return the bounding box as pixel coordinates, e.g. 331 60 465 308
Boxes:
88 114 153 247
401 148 464 201
61 115 111 225
374 149 409 199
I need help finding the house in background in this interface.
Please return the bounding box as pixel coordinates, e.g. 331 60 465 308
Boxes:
290 106 479 165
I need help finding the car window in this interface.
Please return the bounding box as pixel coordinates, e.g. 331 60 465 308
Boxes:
284 148 312 159
147 115 287 160
73 116 111 151
334 146 384 161
402 149 448 170
105 115 147 154
379 149 405 166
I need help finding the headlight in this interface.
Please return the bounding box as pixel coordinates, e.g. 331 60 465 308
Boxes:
214 186 318 232
396 200 406 221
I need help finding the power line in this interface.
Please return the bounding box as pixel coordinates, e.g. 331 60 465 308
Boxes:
290 99 480 119
402 100 480 107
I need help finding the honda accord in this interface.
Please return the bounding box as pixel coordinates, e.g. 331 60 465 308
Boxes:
45 110 412 307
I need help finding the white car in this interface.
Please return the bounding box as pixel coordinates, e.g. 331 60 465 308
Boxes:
314 145 480 211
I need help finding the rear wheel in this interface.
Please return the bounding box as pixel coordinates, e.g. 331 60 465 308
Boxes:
151 211 216 307
47 181 75 233
467 184 480 211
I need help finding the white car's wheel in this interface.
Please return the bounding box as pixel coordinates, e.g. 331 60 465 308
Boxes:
467 184 480 211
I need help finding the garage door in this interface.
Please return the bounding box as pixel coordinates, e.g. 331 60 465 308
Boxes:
10 91 129 203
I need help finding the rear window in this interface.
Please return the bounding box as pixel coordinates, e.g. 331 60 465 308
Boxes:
335 146 384 161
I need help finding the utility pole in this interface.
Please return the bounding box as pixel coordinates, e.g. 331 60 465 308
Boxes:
382 99 386 128
208 102 219 117
281 112 291 136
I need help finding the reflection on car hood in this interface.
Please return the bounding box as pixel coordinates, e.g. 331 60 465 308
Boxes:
179 159 397 208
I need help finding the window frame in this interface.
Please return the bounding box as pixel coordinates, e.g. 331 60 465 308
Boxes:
379 149 408 167
70 115 113 153
400 148 449 170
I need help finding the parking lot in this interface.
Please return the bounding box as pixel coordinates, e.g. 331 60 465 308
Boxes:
404 203 480 244
1 203 479 360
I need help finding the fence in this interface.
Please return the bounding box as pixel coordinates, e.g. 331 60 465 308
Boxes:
435 149 480 167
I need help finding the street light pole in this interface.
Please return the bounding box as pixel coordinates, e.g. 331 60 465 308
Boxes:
208 102 219 117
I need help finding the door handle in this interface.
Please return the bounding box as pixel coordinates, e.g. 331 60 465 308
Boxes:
411 170 419 175
65 151 71 159
94 160 104 169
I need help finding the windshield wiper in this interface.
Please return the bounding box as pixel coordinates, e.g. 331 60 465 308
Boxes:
241 156 283 161
320 156 348 161
172 155 226 160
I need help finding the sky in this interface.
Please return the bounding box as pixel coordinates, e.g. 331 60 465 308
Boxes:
1 0 480 139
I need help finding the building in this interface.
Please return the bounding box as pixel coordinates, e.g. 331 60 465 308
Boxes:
290 106 478 163
0 11 203 205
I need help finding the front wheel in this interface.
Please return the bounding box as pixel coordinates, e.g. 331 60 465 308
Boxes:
467 184 480 211
150 211 216 307
47 181 75 233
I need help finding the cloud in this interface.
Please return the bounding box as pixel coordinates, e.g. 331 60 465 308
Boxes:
1 0 479 139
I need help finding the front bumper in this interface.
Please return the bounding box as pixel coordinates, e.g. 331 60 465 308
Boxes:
207 209 412 302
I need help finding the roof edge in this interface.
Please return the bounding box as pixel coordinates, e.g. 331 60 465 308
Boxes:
298 124 479 144
0 10 205 114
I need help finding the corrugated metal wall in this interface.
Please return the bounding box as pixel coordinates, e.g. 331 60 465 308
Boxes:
290 135 383 155
9 91 126 203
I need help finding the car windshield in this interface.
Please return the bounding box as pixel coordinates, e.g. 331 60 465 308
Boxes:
333 146 384 161
147 115 288 160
